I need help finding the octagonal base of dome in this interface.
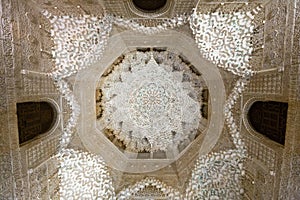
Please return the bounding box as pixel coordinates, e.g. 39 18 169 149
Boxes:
74 30 225 173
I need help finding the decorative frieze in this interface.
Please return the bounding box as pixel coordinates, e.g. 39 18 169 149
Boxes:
20 72 58 96
26 133 60 169
243 134 277 170
246 71 282 94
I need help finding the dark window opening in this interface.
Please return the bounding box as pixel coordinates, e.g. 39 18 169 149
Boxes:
247 101 288 145
132 0 167 12
202 89 209 103
17 102 56 144
201 104 208 119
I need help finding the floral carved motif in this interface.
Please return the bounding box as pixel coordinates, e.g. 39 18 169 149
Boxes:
99 52 202 152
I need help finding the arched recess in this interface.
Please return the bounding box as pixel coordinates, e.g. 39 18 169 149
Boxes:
127 0 173 18
17 100 59 145
243 99 288 145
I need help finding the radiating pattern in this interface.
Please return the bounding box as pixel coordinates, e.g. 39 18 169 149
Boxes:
41 4 264 198
99 52 201 152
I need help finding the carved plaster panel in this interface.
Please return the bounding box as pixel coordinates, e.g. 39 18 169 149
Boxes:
97 50 204 152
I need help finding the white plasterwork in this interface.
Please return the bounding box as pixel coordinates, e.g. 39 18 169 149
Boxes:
99 52 201 152
190 10 254 76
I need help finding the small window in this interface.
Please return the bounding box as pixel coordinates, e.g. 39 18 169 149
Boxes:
17 102 57 144
201 104 208 119
247 101 288 145
132 0 167 12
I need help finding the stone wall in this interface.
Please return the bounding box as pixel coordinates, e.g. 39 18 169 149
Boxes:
0 0 63 198
0 0 299 199
278 0 300 198
241 0 300 199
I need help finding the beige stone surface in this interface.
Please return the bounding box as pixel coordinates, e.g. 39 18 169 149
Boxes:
0 0 299 199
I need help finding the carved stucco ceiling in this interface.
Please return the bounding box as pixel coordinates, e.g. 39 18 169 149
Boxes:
35 1 264 171
75 30 225 173
96 50 206 153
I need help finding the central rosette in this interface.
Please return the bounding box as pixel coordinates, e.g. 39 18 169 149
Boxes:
129 82 175 127
98 51 201 152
